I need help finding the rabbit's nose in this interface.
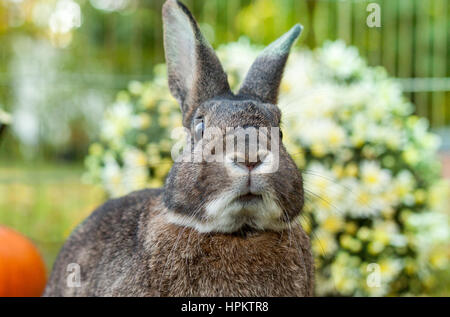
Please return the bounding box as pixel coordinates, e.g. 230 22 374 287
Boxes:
242 160 261 171
234 155 263 172
225 151 269 175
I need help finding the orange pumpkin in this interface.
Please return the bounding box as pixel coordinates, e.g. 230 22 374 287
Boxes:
0 226 47 297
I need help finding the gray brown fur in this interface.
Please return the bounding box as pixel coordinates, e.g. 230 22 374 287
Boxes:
44 0 313 297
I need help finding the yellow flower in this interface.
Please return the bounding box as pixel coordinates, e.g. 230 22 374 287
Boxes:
159 139 173 152
312 230 337 256
280 81 292 93
128 80 143 95
429 250 448 269
227 74 237 88
327 127 346 147
332 164 345 179
368 241 384 255
406 115 419 128
158 101 172 115
360 161 390 191
404 258 417 275
355 190 371 208
345 222 358 235
158 115 170 128
378 258 402 281
116 90 130 102
147 143 160 157
340 234 362 252
89 143 103 156
373 229 390 246
414 189 426 205
138 113 152 129
141 90 157 109
351 135 365 148
299 216 312 234
316 193 334 211
338 109 352 121
148 178 163 188
423 275 437 289
292 153 306 169
311 143 326 157
363 171 378 185
322 214 344 234
428 180 450 212
170 113 183 128
345 163 358 177
381 206 395 219
402 146 420 166
399 209 412 223
154 159 172 180
356 227 371 241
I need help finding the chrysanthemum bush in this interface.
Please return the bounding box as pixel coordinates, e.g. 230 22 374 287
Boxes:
84 39 449 296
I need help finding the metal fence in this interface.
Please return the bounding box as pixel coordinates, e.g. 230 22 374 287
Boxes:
1 0 449 128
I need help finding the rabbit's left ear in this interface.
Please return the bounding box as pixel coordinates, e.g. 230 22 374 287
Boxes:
163 0 231 127
239 24 303 104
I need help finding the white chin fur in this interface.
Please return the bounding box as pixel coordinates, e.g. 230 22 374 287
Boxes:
165 191 289 233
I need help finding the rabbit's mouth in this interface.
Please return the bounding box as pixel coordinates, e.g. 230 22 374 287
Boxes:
167 190 286 233
235 193 262 204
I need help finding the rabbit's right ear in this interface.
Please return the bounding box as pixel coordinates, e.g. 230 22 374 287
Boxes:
238 24 302 105
162 0 231 127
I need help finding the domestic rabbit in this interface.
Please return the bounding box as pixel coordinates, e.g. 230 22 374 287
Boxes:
44 0 313 297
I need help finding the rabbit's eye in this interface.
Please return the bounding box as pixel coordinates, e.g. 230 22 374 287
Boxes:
194 120 205 141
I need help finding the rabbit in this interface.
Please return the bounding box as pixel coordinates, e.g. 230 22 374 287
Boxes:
44 0 313 297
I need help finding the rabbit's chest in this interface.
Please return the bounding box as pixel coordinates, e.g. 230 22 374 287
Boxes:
144 213 313 296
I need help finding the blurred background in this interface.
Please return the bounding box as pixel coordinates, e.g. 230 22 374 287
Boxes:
0 0 449 296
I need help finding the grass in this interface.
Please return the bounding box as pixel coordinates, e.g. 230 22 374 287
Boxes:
0 162 105 271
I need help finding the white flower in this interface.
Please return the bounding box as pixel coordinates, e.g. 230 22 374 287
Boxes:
360 161 391 193
303 163 347 215
279 50 317 100
331 252 361 295
218 37 260 80
295 118 347 155
122 166 148 194
312 229 338 257
392 170 416 204
342 179 387 218
101 101 133 141
101 154 125 197
318 40 365 79
406 212 450 252
123 147 147 168
0 108 12 124
283 85 338 120
339 82 374 109
90 0 130 12
49 0 82 34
